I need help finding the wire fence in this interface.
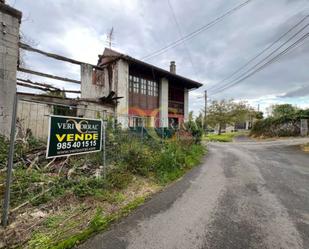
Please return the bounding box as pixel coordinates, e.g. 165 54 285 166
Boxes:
0 96 186 226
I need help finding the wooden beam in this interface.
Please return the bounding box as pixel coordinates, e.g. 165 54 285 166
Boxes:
57 89 80 94
17 78 60 90
17 81 81 94
17 82 50 92
19 42 106 71
18 67 81 84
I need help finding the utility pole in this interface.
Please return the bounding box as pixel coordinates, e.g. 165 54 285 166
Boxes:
204 90 208 133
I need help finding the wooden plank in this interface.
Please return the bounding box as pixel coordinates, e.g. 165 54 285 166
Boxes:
17 82 50 92
17 81 81 94
19 42 106 71
17 78 60 90
18 67 81 84
17 78 81 93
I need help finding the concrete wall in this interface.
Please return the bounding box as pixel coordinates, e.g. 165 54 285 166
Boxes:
159 78 169 127
184 88 189 121
0 3 21 137
81 63 118 99
115 59 129 125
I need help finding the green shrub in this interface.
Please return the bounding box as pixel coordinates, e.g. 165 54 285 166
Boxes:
10 168 50 207
72 178 95 198
153 140 204 184
250 108 309 137
72 177 106 197
206 133 238 142
105 169 133 190
0 135 9 168
119 137 156 176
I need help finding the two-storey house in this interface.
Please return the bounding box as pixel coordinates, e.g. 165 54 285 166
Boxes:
81 48 202 128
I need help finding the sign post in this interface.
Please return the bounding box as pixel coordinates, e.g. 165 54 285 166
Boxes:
46 115 102 158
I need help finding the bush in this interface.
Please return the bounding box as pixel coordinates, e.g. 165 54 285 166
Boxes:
250 117 300 137
119 138 155 176
153 140 204 184
0 135 9 168
206 133 238 142
250 108 309 137
105 169 133 190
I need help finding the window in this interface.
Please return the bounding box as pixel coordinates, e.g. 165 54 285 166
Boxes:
148 80 154 96
129 75 158 96
141 78 147 95
129 75 133 92
131 117 143 127
133 76 139 93
154 81 158 96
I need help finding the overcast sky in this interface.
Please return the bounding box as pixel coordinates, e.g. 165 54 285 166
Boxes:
8 0 309 114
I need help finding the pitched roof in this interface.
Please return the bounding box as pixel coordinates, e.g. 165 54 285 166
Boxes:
100 48 203 89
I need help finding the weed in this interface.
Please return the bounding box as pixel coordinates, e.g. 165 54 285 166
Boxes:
43 215 66 229
105 169 133 190
0 135 9 168
49 197 145 249
28 232 53 249
206 132 239 142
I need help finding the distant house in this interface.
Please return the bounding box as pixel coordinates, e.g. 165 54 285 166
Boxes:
83 48 203 128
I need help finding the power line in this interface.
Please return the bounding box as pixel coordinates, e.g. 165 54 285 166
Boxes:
211 34 309 95
207 14 309 91
167 0 196 73
209 22 309 94
141 0 254 60
211 33 309 95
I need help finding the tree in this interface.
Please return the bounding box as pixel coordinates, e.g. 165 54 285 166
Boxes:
206 100 253 134
255 111 264 120
271 104 298 118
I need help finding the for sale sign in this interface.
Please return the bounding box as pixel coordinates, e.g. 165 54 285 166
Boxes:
46 115 102 158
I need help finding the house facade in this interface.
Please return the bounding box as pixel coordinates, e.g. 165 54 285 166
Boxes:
82 48 202 128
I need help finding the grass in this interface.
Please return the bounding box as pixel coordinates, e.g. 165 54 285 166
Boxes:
47 197 146 249
0 133 206 249
301 143 309 152
205 132 240 142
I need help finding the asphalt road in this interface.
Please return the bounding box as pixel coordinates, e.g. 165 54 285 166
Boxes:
78 137 309 249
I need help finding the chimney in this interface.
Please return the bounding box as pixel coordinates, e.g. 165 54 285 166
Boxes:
170 61 176 74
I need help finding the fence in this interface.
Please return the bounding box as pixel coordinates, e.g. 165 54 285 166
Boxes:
0 94 187 227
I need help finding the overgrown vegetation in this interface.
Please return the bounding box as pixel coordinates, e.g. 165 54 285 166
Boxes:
301 143 309 152
250 104 309 137
0 123 205 249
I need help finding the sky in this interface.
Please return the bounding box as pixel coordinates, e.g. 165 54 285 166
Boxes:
8 0 309 115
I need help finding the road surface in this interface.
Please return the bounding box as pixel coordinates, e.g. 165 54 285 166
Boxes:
78 137 309 249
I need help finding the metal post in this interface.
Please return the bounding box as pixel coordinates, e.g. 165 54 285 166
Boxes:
102 111 107 178
2 94 18 227
141 117 144 139
204 90 208 134
161 120 164 140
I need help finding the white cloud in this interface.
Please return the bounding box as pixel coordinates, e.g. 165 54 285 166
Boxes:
8 0 309 114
